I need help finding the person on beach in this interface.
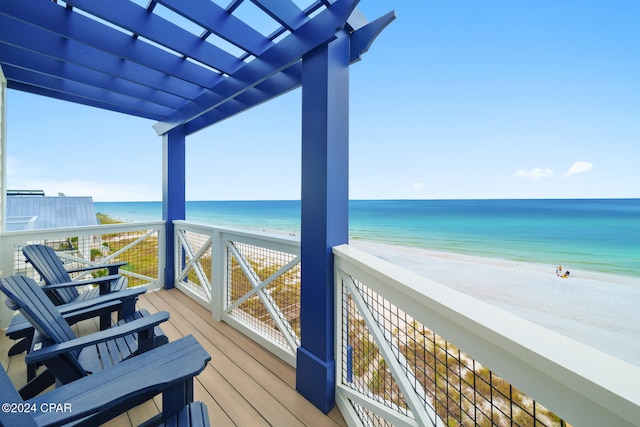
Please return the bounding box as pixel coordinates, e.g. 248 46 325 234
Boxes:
556 265 570 278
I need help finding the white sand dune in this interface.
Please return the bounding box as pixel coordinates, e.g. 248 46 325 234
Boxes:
351 240 640 367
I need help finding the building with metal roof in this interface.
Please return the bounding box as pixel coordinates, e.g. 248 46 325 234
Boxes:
5 195 97 231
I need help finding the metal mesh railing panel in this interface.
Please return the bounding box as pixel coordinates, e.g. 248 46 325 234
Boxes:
12 230 159 289
176 229 213 299
340 275 566 427
226 241 300 349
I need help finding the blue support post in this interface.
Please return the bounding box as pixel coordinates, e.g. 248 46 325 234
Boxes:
296 30 350 414
162 126 186 289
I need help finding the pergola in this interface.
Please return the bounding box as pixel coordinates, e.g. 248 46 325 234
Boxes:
0 0 394 413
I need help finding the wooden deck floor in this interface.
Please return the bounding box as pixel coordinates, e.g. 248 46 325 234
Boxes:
0 288 346 427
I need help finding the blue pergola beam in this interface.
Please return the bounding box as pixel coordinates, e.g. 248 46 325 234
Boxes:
0 45 185 111
250 0 308 32
0 0 218 90
185 65 301 133
3 65 173 120
0 17 203 101
65 0 243 75
155 0 272 56
350 11 396 63
7 81 166 121
181 10 394 135
153 0 359 136
0 0 390 133
184 64 302 135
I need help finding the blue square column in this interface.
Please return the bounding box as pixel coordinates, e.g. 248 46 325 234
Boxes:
296 30 350 414
162 126 186 289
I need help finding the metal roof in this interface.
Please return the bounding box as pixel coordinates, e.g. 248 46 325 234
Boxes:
0 0 393 136
5 196 97 230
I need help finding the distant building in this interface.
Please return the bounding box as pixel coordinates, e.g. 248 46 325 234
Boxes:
5 193 97 231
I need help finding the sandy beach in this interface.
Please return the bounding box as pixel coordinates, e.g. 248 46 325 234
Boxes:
351 240 640 367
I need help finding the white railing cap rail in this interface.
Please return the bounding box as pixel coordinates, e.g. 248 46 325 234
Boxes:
173 220 300 252
0 220 166 237
333 243 640 427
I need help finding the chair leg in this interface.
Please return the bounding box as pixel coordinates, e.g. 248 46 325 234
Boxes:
118 297 138 321
162 378 194 421
26 362 38 382
8 338 29 356
99 313 112 330
19 369 56 400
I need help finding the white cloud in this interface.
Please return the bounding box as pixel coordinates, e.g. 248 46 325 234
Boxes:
563 161 593 178
513 168 554 180
399 182 426 195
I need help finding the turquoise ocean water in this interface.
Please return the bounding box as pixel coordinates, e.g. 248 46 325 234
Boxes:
95 199 640 277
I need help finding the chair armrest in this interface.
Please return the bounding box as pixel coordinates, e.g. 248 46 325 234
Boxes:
59 300 122 323
56 287 145 315
4 296 19 311
5 302 120 338
29 335 210 427
43 274 121 289
6 288 145 338
26 312 170 364
67 261 127 276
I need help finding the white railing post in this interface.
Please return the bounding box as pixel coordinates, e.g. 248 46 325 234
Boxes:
211 227 224 321
157 221 166 289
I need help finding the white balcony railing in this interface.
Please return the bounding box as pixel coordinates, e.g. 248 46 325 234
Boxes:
0 221 166 288
172 221 301 366
0 222 166 328
1 223 639 426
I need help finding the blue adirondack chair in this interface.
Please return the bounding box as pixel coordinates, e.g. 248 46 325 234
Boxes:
0 275 169 400
5 286 148 382
0 334 211 426
22 243 131 307
5 286 145 354
5 244 144 358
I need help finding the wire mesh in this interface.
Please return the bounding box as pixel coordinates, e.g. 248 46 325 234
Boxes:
340 275 566 427
226 241 300 349
12 230 159 289
176 229 213 299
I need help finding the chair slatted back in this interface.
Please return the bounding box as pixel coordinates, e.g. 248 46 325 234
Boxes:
0 276 85 374
23 244 78 305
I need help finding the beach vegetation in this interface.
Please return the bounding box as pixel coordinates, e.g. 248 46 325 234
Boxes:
90 248 102 260
96 212 121 224
56 237 76 251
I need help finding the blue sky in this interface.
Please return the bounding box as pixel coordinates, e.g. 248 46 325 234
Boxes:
6 1 639 202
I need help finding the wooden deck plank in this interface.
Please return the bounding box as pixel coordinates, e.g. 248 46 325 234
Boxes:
152 289 347 427
166 289 299 387
135 294 269 426
144 291 299 426
122 399 160 427
0 288 346 427
192 380 235 426
161 289 347 426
